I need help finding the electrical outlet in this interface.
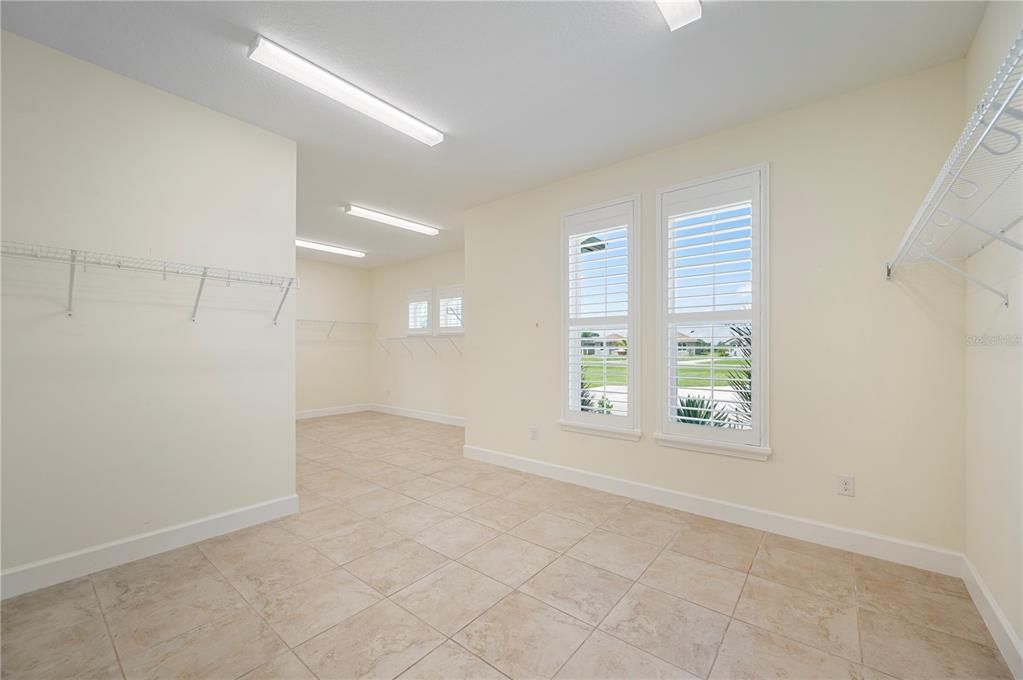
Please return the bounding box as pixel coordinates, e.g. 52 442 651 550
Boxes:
528 426 538 441
837 475 855 497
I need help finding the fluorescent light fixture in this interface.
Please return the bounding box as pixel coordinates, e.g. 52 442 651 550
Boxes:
344 204 440 236
655 0 702 31
248 35 444 147
295 238 365 258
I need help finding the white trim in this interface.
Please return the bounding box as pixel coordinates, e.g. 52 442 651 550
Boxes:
558 419 642 442
1 495 298 600
297 404 372 420
368 404 465 427
463 444 962 576
963 556 1023 679
296 404 464 427
655 164 770 455
654 432 772 461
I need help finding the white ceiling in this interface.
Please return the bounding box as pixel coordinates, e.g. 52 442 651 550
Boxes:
3 1 984 268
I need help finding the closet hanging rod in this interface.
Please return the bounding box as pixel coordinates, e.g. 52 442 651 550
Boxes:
297 319 377 325
1 241 297 288
297 319 376 339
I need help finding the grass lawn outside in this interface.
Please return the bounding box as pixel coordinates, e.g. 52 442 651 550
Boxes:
581 355 749 388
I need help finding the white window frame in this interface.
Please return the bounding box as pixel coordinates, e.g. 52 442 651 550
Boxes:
437 284 464 335
655 165 771 460
560 195 641 441
407 288 432 335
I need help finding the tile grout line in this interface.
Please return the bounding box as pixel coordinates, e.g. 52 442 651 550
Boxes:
705 530 764 679
549 516 685 679
13 415 984 680
88 549 264 676
88 577 128 680
191 539 301 680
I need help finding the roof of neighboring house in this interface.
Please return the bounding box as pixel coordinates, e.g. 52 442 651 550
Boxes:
676 331 700 343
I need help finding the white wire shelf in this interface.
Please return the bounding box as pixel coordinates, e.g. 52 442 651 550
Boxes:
1 240 298 322
887 29 1023 306
374 335 462 356
297 319 376 338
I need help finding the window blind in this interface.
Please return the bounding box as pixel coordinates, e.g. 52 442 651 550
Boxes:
562 198 638 433
407 289 431 334
438 285 464 332
659 168 766 449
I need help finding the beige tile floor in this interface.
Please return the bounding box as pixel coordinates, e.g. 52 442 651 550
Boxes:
1 413 1012 680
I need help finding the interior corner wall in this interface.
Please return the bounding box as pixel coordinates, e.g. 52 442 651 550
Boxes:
1 34 297 572
463 60 967 551
963 3 1023 642
295 256 373 415
369 249 465 422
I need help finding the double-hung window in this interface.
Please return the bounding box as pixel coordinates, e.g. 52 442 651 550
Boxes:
438 285 464 334
656 166 770 459
561 196 640 439
407 289 431 335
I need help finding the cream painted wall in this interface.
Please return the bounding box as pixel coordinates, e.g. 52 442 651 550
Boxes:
963 4 1023 640
1 34 297 569
370 249 464 420
296 256 373 414
464 61 967 550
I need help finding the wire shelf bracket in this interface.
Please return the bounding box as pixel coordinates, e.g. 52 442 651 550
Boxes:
66 249 78 317
272 278 296 326
922 253 1009 307
886 30 1023 307
2 240 299 321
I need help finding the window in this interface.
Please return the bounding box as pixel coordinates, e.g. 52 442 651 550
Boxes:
561 196 640 439
656 166 769 459
407 289 431 335
438 285 464 334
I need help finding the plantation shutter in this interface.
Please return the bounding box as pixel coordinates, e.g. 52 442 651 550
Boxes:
407 289 431 334
438 285 464 333
562 198 638 433
660 169 765 447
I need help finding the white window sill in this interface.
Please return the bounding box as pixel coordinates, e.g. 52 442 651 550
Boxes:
654 433 772 461
559 420 642 442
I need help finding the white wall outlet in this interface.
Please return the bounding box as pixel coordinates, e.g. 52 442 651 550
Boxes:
528 426 538 441
837 475 855 497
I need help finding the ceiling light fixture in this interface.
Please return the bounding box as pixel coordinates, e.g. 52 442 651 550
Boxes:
655 0 702 31
248 35 445 147
344 204 440 236
295 238 365 258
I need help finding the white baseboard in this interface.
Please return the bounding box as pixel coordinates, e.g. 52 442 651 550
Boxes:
963 556 1023 679
368 404 465 427
464 444 963 577
296 404 464 427
1 495 298 600
297 404 371 420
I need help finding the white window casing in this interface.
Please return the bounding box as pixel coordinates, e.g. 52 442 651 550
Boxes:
407 288 432 335
561 196 640 440
656 165 770 460
437 284 464 334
